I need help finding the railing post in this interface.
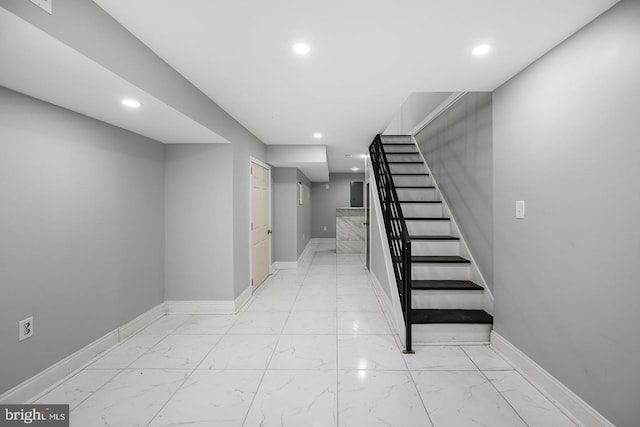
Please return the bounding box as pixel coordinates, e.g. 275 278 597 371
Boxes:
403 238 414 354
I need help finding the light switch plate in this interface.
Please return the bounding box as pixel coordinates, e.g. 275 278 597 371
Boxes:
516 200 525 219
29 0 52 14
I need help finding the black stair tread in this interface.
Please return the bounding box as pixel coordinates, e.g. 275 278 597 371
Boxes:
399 200 442 204
410 255 470 263
382 143 416 146
391 173 430 176
404 217 451 221
412 309 493 324
412 280 483 291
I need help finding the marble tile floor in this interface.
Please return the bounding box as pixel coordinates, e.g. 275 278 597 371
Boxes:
33 240 577 426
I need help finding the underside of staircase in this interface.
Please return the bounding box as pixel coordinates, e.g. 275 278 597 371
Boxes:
370 134 493 351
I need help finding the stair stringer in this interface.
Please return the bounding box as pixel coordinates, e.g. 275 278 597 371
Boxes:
409 136 494 315
365 159 407 348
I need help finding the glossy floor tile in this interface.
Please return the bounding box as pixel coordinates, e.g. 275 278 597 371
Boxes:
338 370 432 427
35 239 575 426
243 370 337 427
412 370 528 427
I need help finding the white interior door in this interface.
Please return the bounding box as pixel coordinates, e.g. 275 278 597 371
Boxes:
251 161 270 291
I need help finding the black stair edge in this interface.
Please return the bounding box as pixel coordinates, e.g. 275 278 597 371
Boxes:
410 255 470 263
404 217 450 221
395 186 436 189
390 235 459 241
410 235 459 240
411 309 493 324
391 173 430 176
399 200 442 204
382 143 415 146
412 280 483 291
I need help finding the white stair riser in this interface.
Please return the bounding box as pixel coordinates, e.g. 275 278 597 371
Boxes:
411 290 484 309
410 240 460 256
383 145 417 153
406 221 450 235
392 176 432 187
412 323 492 344
411 264 471 280
400 204 443 217
385 154 422 162
389 164 428 174
396 188 437 201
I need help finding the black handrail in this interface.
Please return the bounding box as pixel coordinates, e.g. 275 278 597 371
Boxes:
369 134 414 353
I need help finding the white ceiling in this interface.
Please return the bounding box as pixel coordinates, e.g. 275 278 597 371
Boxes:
1 1 619 175
92 0 618 172
0 7 228 145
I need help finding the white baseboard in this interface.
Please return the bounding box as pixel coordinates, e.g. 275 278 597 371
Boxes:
234 286 253 312
272 261 298 269
0 303 165 405
490 331 614 427
119 303 166 341
164 300 236 315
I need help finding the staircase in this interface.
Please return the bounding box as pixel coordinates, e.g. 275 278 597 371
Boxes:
369 134 493 352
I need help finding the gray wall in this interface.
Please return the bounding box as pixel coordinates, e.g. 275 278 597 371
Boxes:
384 92 452 135
273 168 299 262
370 193 392 300
311 173 365 238
165 144 234 300
232 137 268 298
415 92 493 290
296 170 312 257
272 168 311 262
0 0 237 142
493 1 640 425
0 87 165 395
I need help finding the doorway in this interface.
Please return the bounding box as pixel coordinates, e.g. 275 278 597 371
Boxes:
251 160 271 291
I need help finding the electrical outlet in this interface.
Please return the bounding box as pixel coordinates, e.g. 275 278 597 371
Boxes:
323 225 327 231
19 317 34 341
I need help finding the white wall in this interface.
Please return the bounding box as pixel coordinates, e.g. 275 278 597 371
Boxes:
493 1 640 425
0 87 165 395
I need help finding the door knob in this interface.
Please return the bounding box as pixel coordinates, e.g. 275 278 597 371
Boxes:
267 229 273 234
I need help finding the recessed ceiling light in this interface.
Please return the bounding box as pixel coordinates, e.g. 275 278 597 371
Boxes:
472 44 491 56
293 43 310 55
313 132 322 139
351 167 359 171
121 98 141 108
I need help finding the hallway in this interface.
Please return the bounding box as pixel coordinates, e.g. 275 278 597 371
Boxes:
33 239 575 426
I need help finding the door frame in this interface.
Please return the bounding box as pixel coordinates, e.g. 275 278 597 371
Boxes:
249 157 272 292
